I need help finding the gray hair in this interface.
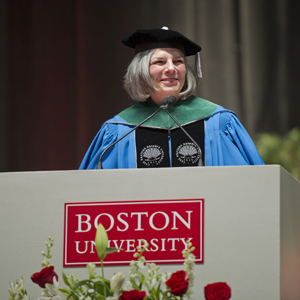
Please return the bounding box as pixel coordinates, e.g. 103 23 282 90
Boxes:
123 49 198 102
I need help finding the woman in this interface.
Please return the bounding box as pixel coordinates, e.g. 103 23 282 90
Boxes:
79 28 263 169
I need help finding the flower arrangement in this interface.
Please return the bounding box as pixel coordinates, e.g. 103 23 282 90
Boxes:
8 224 231 300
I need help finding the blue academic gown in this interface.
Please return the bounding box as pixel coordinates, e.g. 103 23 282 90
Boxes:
79 99 264 169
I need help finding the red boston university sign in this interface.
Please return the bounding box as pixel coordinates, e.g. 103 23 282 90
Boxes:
64 199 204 267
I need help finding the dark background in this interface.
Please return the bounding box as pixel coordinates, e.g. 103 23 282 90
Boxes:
1 0 299 172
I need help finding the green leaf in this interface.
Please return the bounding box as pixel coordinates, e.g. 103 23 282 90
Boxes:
71 279 93 290
94 275 111 284
130 278 141 291
104 247 120 254
93 279 112 297
59 288 72 294
66 292 78 300
156 282 161 299
94 294 107 300
61 271 71 287
139 273 145 286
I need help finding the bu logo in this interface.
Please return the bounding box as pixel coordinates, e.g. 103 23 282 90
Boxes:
140 145 164 166
176 142 200 164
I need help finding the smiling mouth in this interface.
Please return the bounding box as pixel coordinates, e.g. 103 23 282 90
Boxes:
161 78 178 83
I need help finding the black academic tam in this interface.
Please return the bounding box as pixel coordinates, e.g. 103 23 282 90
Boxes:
122 28 201 56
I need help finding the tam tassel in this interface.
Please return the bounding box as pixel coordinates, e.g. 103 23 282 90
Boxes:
196 52 202 78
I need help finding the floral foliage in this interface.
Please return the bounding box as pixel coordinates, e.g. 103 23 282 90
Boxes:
255 127 300 180
7 223 230 300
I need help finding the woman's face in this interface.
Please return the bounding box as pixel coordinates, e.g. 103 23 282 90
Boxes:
149 48 186 105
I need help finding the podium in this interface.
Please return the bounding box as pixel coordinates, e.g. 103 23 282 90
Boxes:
1 165 300 300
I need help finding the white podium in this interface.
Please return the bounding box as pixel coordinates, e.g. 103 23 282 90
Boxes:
1 166 300 299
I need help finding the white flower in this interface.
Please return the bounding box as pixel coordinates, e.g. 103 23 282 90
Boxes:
161 271 171 282
66 272 79 288
123 280 133 291
45 277 60 295
87 263 96 279
8 278 28 300
129 264 137 275
41 288 52 297
145 277 157 290
189 270 195 280
8 282 17 296
110 272 125 294
146 262 159 271
137 256 145 269
184 253 195 270
130 260 137 266
44 277 68 300
143 261 162 290
8 278 25 296
17 278 24 290
183 253 196 296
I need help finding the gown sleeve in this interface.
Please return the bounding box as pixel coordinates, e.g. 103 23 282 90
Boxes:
205 108 264 166
79 122 118 170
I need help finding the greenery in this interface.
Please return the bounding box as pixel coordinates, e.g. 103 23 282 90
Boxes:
255 127 300 181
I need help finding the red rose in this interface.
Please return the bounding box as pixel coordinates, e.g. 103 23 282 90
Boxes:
119 290 146 300
165 270 189 296
204 282 231 300
31 266 58 288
